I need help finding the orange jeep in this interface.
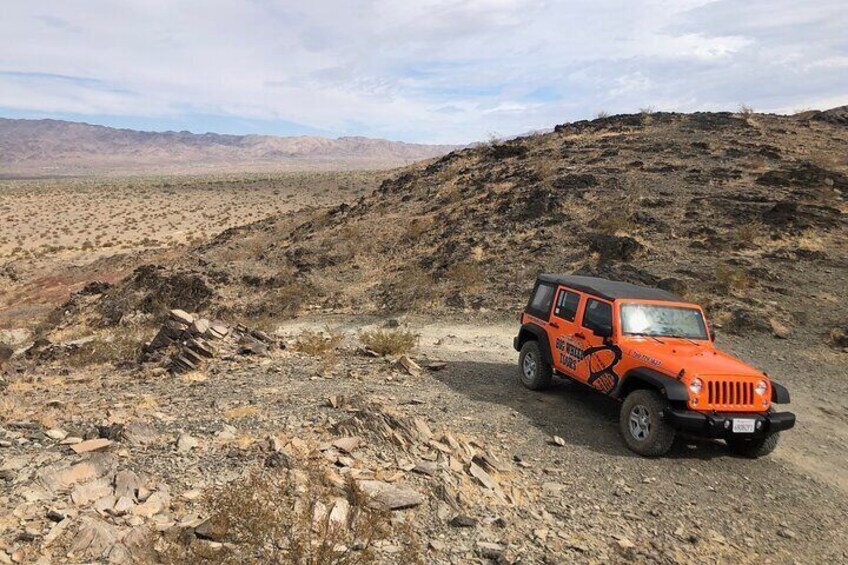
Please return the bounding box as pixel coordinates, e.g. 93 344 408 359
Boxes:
514 275 795 457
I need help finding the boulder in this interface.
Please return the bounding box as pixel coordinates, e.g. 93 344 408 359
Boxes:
71 438 113 454
69 517 119 560
195 514 229 541
169 309 194 326
190 318 211 336
588 234 644 263
357 480 424 510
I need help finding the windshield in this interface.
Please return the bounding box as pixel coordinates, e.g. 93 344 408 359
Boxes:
620 303 708 340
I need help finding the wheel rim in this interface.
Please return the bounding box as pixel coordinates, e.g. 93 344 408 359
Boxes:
629 405 651 441
522 352 536 380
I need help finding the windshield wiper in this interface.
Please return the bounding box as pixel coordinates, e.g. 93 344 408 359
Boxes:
664 335 701 345
630 332 665 344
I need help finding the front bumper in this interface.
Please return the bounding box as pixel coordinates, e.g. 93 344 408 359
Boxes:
664 408 795 438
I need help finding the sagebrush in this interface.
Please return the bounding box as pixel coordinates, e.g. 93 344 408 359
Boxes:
359 329 417 356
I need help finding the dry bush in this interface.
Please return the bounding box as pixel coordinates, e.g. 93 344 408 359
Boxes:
0 396 28 423
384 265 436 310
338 224 368 256
738 103 754 117
65 325 152 368
593 210 636 235
714 266 750 294
596 110 610 119
639 106 655 126
161 465 413 564
404 217 434 243
535 159 558 188
359 329 417 357
445 261 485 291
731 220 766 246
294 328 345 356
829 326 848 348
246 282 310 326
748 156 768 170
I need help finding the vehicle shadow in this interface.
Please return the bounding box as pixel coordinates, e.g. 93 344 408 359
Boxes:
433 360 730 460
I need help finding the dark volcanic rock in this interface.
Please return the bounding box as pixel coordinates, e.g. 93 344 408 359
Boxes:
756 162 847 191
812 105 848 127
588 234 644 263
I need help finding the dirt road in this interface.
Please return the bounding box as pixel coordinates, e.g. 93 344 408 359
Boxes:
3 314 846 563
283 314 848 493
279 314 848 561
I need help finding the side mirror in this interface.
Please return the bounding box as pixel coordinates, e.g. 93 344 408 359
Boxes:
709 328 717 342
593 325 612 339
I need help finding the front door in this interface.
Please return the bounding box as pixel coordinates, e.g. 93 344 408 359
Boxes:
573 297 622 394
547 287 584 378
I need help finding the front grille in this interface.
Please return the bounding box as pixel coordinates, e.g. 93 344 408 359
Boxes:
705 378 756 411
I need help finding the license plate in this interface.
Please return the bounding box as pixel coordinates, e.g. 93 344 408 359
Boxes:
732 418 756 433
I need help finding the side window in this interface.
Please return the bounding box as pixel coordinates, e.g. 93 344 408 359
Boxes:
526 283 555 320
554 289 581 322
582 298 613 334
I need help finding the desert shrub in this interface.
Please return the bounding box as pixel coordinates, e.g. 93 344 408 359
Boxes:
738 103 754 117
535 158 558 188
731 220 766 246
639 106 655 125
294 328 345 356
829 326 848 348
381 265 436 310
596 110 610 119
592 210 636 235
161 465 412 564
338 223 373 256
244 282 310 327
404 217 434 243
445 261 484 291
359 329 417 357
714 266 750 294
65 325 152 368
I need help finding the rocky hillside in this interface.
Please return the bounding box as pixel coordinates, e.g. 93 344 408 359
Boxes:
55 109 847 344
0 118 459 176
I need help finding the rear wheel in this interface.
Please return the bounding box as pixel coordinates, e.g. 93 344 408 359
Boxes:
619 389 675 457
518 341 552 390
726 433 780 458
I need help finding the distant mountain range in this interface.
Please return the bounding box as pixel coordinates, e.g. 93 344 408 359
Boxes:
0 118 460 177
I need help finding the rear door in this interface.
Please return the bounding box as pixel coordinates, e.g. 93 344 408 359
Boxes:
548 286 584 377
573 297 622 394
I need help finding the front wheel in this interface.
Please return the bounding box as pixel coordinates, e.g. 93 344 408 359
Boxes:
518 341 552 390
619 389 676 457
726 433 780 458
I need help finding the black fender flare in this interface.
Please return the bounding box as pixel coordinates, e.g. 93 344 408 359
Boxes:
614 367 689 402
770 380 790 404
515 323 554 366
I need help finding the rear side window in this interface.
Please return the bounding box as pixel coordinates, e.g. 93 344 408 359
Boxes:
526 283 555 320
554 289 581 321
582 298 613 334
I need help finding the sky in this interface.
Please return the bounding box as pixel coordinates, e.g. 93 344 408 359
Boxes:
1 0 846 144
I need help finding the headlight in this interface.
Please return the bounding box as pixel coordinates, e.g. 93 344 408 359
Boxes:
755 381 768 396
689 378 703 394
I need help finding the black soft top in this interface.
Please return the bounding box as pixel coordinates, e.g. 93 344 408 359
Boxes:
537 274 684 302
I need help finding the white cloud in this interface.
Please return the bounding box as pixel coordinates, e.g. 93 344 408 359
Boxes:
0 0 845 143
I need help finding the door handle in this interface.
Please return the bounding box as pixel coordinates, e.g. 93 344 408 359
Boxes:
574 332 586 339
549 322 560 328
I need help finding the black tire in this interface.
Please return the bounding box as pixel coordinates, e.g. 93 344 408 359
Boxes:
726 433 780 458
518 340 552 390
619 389 676 457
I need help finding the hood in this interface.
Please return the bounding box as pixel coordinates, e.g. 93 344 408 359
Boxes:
621 337 764 379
